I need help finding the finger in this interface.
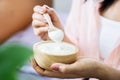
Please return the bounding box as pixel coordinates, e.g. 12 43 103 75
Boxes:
31 58 38 67
51 62 80 74
33 26 48 36
39 32 48 40
40 33 46 39
33 5 46 14
43 70 78 78
40 32 49 41
31 58 45 75
47 7 61 23
32 13 47 22
34 32 45 39
42 5 61 23
33 27 49 39
32 20 47 28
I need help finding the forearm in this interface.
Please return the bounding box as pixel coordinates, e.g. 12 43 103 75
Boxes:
0 0 53 44
0 0 42 43
97 63 120 80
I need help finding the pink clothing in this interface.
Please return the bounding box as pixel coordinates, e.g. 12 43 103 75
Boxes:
65 0 120 79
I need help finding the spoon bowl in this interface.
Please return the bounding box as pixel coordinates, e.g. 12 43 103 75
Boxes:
43 13 64 42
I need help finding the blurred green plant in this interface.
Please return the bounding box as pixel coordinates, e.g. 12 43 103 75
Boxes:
0 43 33 80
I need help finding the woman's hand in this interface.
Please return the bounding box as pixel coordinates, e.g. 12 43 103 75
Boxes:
31 57 101 79
32 5 64 40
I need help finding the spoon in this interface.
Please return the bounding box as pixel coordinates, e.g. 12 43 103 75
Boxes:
43 13 64 42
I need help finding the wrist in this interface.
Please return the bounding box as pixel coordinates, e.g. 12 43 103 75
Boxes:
97 63 120 80
96 62 109 80
63 34 74 44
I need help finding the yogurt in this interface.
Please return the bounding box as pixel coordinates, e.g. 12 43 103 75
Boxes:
48 29 64 43
37 42 77 55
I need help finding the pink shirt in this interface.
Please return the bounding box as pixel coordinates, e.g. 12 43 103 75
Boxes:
65 0 120 71
64 0 120 80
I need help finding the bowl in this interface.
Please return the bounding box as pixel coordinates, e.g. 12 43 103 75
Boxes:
33 41 78 70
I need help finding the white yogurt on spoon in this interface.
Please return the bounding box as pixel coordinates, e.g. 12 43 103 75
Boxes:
43 13 64 43
48 29 64 42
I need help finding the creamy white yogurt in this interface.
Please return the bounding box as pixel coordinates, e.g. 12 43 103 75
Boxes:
48 29 64 42
37 42 77 55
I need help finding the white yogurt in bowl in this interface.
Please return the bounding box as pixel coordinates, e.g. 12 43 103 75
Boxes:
37 42 77 55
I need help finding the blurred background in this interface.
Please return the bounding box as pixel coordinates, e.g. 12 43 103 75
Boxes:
54 0 72 12
0 0 73 80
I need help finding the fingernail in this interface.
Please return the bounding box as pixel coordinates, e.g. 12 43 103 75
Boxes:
43 5 50 9
45 6 50 9
51 66 60 71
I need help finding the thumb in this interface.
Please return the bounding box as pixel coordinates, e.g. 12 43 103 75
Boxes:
50 63 77 74
43 5 62 26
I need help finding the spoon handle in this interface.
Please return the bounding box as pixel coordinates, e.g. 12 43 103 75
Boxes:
43 13 54 28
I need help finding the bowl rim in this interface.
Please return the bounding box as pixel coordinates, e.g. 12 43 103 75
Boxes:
33 41 79 56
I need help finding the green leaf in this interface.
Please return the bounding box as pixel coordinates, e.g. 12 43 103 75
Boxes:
0 43 33 80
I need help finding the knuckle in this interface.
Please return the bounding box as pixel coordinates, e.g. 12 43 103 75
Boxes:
60 65 72 74
32 13 36 19
32 20 47 28
41 22 46 26
34 31 40 36
33 28 42 37
32 13 39 19
32 20 36 26
32 20 40 26
32 21 34 26
49 8 55 13
32 14 45 23
32 23 35 28
33 5 41 11
61 67 67 74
